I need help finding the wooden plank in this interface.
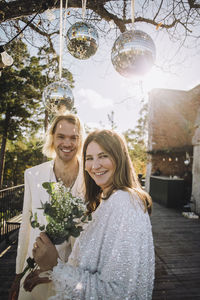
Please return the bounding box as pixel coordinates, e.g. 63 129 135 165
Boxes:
151 202 200 299
1 200 200 300
6 214 22 225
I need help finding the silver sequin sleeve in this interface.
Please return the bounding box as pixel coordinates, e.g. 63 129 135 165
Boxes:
49 190 155 300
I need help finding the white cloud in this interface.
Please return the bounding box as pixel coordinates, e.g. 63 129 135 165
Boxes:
75 88 114 109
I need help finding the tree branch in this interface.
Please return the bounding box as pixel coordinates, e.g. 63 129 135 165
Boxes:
21 17 58 53
0 0 108 23
0 0 199 41
188 0 200 9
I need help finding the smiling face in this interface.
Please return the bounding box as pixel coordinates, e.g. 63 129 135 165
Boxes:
85 141 116 193
53 119 79 163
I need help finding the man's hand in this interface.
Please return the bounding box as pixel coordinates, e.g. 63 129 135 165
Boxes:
23 269 50 292
8 273 23 300
32 232 59 271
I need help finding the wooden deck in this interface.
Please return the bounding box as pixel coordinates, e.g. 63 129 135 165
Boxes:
151 202 200 300
0 202 200 300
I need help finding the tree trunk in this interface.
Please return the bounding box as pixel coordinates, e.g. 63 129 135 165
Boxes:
0 111 10 188
42 109 48 163
44 109 49 133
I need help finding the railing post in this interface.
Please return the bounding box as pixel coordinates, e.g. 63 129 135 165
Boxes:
0 184 24 243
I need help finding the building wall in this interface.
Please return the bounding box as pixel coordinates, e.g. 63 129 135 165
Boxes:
145 160 152 193
191 107 200 214
147 86 200 213
148 88 200 151
150 151 193 177
192 145 200 214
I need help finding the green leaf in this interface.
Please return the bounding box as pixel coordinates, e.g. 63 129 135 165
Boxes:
64 222 72 230
34 212 38 221
42 182 51 189
74 210 84 218
70 227 81 238
38 201 45 209
42 182 54 195
39 225 45 231
31 220 37 228
81 215 87 222
43 203 57 218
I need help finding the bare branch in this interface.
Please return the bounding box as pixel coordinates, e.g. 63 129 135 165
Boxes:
0 0 200 51
188 0 200 9
0 0 108 23
20 17 58 53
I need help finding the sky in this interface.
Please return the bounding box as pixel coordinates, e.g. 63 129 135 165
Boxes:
2 5 200 133
60 21 200 133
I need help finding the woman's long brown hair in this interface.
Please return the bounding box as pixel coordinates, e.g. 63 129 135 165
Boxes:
83 130 152 214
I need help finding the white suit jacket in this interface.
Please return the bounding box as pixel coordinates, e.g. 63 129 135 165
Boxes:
16 159 85 274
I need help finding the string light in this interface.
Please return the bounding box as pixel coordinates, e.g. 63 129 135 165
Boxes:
0 11 40 74
0 1 55 74
0 45 13 69
45 9 56 21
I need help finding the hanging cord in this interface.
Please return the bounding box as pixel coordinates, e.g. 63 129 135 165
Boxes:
82 0 87 20
59 0 63 79
58 0 69 79
63 0 68 38
58 0 68 80
131 0 135 30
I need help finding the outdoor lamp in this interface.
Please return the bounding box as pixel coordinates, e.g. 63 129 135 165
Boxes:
184 152 190 166
184 159 190 166
0 45 14 70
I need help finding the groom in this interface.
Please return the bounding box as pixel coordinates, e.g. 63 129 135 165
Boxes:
9 113 85 300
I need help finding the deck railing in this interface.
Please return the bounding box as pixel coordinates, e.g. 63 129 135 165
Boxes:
0 185 24 242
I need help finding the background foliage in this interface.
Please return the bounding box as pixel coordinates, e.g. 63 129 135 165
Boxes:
0 39 74 188
1 0 199 187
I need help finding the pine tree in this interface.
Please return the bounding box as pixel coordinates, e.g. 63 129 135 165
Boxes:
0 39 75 187
123 103 148 176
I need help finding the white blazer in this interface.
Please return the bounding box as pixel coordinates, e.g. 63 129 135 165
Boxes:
16 159 84 274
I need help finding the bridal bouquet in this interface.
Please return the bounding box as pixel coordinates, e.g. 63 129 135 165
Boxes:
22 180 91 281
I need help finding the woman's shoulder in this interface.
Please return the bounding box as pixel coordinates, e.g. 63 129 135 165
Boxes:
106 189 143 212
109 189 140 202
101 190 151 231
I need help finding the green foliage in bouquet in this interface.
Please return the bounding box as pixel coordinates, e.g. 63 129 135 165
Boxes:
30 181 91 245
15 181 91 296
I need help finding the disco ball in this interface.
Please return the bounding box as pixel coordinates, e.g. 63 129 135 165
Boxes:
111 30 156 78
42 79 74 114
66 22 99 60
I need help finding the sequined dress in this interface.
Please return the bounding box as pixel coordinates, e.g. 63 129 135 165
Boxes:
49 190 155 300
